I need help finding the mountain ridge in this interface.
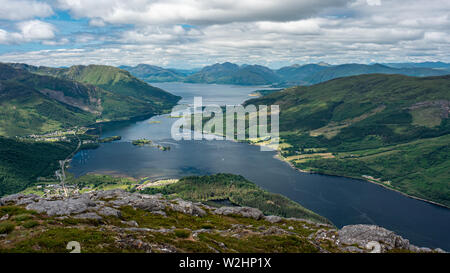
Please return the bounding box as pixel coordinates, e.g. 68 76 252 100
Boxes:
121 62 449 86
184 62 281 85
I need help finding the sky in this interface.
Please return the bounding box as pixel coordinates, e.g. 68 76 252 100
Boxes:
0 0 449 69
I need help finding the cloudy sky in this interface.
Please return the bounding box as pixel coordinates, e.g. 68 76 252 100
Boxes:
0 0 449 68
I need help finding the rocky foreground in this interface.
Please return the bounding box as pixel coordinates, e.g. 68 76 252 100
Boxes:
0 190 445 253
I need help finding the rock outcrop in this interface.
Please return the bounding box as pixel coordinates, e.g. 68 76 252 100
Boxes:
0 189 209 220
337 225 445 253
338 225 410 251
214 206 264 220
0 190 445 253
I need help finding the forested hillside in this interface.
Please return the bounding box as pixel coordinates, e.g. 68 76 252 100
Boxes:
1 63 180 135
0 137 76 196
246 74 450 206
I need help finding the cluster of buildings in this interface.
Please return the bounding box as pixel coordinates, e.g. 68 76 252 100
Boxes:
18 128 87 143
35 184 80 198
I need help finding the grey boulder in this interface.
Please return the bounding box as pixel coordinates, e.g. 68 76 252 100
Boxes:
338 225 410 251
26 198 93 216
214 206 263 220
97 206 121 217
170 199 206 217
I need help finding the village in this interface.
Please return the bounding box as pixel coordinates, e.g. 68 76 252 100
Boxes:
17 127 89 143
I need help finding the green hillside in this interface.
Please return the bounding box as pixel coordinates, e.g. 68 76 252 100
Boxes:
0 137 76 196
57 65 179 104
245 74 450 206
10 63 180 107
1 63 181 135
275 63 330 84
0 64 98 136
0 83 96 136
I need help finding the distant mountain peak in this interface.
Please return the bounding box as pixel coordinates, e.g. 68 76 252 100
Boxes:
371 63 389 68
216 62 239 69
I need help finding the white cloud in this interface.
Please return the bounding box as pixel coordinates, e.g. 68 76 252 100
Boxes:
0 0 53 20
0 20 56 44
424 32 450 43
0 29 19 44
121 25 203 44
89 18 106 27
17 20 55 40
56 0 350 25
366 0 381 6
75 34 96 44
1 0 450 67
257 19 322 35
42 38 69 45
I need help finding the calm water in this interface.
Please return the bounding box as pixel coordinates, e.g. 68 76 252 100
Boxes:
69 82 450 251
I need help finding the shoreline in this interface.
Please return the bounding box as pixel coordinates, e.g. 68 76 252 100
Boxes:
268 145 450 210
76 131 450 210
79 98 450 210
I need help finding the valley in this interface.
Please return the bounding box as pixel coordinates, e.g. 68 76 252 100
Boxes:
0 62 449 252
1 0 449 260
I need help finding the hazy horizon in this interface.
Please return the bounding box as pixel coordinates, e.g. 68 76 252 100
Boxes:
4 60 450 71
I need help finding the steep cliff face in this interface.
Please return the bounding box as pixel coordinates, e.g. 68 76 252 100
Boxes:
0 190 444 253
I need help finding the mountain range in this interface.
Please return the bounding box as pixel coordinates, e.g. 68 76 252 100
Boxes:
121 62 450 86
